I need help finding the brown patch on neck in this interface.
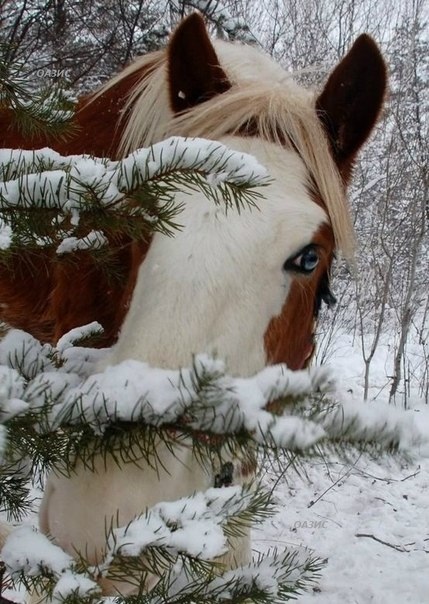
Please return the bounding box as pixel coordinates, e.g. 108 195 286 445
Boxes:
51 237 151 346
264 222 335 370
68 66 156 159
0 62 153 159
0 62 157 345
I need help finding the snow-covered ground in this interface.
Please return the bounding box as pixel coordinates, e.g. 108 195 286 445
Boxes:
254 332 429 603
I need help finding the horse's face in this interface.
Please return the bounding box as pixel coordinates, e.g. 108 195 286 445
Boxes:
112 14 386 375
115 136 330 375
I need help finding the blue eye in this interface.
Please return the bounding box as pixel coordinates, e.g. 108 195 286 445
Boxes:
284 245 320 274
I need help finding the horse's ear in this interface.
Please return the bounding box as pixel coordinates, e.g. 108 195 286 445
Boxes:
168 13 231 113
316 35 387 177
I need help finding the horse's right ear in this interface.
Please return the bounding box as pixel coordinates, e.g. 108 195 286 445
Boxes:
316 35 387 179
168 13 231 113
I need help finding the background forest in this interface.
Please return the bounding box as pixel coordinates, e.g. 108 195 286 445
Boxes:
2 0 426 403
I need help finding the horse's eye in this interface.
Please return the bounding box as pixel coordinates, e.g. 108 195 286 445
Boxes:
284 245 320 274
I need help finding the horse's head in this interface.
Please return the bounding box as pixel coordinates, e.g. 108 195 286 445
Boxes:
110 14 386 375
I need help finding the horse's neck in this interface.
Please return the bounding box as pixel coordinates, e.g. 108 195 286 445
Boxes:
66 76 138 157
0 71 141 157
0 73 150 347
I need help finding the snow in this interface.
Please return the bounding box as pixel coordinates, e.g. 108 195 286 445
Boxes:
0 329 428 602
0 218 12 249
253 332 429 604
116 136 269 187
56 321 104 352
191 0 256 44
0 366 26 416
101 487 247 566
254 455 429 604
321 396 425 451
0 137 268 213
52 572 100 603
0 138 268 252
50 354 334 450
2 526 73 577
0 424 6 458
1 529 100 604
0 329 56 378
2 487 257 595
56 231 108 254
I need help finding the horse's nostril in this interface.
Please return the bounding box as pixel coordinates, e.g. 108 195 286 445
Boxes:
214 462 234 488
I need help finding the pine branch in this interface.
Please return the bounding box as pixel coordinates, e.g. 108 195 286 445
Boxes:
0 44 75 139
1 328 424 602
0 339 333 481
0 328 421 544
2 487 323 604
1 327 422 488
0 461 33 522
0 138 269 260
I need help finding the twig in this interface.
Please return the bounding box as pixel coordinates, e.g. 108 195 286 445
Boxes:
352 466 420 483
374 496 396 508
400 468 421 482
355 533 410 552
308 463 356 508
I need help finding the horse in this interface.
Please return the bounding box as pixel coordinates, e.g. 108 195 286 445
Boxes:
0 12 386 595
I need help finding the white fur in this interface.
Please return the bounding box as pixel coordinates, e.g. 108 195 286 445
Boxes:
214 39 300 90
40 440 211 567
111 136 326 376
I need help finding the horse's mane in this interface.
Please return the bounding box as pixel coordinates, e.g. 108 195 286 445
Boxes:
93 41 354 259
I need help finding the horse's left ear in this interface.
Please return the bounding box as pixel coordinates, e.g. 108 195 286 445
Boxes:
316 35 387 177
168 13 231 113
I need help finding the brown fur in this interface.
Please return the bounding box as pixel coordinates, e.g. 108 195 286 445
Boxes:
0 69 154 346
265 223 335 369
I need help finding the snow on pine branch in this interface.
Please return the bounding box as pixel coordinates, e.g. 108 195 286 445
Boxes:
1 526 101 602
2 526 74 577
2 486 277 600
2 487 323 604
101 485 259 568
0 217 12 249
56 321 104 353
42 354 333 451
206 547 323 600
320 397 425 451
0 137 269 253
55 231 108 255
0 424 6 457
138 546 323 603
0 327 427 468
